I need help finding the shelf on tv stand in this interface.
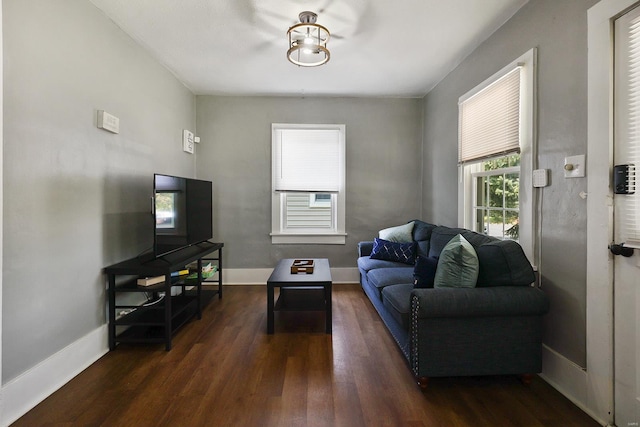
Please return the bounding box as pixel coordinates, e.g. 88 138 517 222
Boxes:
104 241 224 351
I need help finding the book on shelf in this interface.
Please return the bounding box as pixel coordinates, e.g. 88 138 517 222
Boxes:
171 269 190 277
137 276 165 286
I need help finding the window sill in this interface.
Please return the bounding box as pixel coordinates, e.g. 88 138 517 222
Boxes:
270 233 347 245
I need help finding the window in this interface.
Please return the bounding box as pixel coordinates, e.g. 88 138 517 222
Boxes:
458 49 536 262
472 154 520 240
271 124 346 244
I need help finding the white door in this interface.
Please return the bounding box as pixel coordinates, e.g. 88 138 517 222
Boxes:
614 7 640 427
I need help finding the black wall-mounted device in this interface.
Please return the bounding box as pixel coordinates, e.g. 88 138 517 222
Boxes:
614 164 636 194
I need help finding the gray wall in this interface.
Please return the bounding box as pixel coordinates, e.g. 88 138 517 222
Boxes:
196 96 423 268
0 0 592 390
421 0 598 367
2 0 196 382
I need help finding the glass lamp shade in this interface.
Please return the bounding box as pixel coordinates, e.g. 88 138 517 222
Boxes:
287 22 331 67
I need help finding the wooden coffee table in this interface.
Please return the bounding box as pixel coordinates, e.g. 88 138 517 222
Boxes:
266 258 332 334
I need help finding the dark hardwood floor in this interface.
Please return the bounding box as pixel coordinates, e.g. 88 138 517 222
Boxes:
14 285 600 427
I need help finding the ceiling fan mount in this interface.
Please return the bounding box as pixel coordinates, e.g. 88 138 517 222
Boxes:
298 11 318 25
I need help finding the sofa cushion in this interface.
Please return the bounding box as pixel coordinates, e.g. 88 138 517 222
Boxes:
379 221 415 243
382 283 414 330
371 238 416 265
367 267 414 299
428 226 469 258
476 240 536 286
412 219 437 241
413 256 438 288
357 256 406 274
461 230 496 248
411 220 437 257
358 256 407 273
434 234 479 288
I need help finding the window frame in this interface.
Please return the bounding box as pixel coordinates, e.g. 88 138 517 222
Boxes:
271 123 346 245
458 48 536 263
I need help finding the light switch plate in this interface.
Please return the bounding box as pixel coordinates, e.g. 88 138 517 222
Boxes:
183 129 194 154
533 169 548 187
564 154 585 178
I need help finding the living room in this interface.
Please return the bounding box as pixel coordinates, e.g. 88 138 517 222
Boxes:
0 0 631 425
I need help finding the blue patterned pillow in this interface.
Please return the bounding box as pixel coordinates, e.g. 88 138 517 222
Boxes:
370 238 416 265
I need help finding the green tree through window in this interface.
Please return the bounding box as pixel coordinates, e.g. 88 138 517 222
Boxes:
476 154 520 239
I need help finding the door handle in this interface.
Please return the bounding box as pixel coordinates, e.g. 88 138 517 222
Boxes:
609 243 635 257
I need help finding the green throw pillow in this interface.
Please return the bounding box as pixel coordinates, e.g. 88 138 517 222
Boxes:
379 221 415 243
434 234 479 288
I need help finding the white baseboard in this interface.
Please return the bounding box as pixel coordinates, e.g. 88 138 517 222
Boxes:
1 325 108 427
223 267 360 285
539 344 608 426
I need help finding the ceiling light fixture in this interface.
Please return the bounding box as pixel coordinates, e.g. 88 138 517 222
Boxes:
287 11 330 67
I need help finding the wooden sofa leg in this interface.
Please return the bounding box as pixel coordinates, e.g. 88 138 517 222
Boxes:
417 376 429 389
519 374 533 386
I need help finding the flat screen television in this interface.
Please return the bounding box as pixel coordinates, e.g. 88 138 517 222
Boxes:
153 173 213 258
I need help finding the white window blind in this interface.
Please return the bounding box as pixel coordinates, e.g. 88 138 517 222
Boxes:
616 14 640 244
273 128 341 192
459 66 522 163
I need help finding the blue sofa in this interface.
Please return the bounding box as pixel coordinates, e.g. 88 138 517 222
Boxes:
357 220 549 387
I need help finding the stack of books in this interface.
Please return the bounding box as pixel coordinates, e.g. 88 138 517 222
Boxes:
136 263 217 287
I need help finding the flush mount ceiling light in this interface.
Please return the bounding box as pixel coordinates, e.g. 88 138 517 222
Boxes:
287 11 330 67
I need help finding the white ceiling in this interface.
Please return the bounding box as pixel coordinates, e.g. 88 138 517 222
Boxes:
89 0 528 97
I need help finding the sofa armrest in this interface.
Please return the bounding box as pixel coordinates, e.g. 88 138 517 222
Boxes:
411 286 549 318
358 241 374 257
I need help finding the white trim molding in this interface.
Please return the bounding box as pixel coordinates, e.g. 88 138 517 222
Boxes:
0 0 5 422
585 0 635 424
0 326 108 426
540 345 609 426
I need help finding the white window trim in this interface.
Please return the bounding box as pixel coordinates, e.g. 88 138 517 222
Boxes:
271 123 346 244
458 48 537 263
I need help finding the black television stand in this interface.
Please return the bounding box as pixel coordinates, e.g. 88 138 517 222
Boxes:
104 241 224 351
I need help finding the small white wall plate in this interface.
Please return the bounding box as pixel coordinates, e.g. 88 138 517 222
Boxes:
564 154 585 178
183 129 194 154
